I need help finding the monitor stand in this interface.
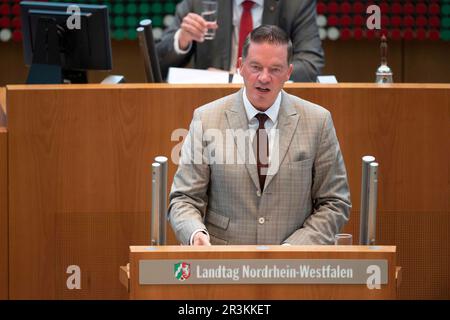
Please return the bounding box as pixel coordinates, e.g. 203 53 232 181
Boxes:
62 69 88 84
27 63 62 84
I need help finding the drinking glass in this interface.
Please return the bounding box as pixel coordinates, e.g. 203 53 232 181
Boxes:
201 0 218 40
334 233 353 245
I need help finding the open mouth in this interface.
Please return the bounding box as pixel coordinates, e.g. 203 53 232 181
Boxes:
256 87 270 93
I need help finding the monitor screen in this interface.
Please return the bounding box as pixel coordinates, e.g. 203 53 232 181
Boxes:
20 1 112 83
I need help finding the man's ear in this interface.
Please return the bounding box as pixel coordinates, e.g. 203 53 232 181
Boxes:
238 57 243 73
286 63 293 81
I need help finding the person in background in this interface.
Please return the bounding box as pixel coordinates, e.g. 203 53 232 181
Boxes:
157 0 324 82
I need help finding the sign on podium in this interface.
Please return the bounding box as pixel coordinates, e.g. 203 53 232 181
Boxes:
120 245 400 300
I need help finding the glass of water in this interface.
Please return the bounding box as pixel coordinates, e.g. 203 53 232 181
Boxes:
201 0 218 40
334 233 353 245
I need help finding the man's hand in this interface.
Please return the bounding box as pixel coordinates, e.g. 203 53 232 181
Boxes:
178 13 218 50
193 231 211 246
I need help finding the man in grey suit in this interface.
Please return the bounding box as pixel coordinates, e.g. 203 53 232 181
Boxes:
168 25 350 246
157 0 324 82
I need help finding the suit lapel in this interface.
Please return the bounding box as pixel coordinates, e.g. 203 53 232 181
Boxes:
225 90 261 191
262 0 280 25
216 0 233 69
263 91 299 190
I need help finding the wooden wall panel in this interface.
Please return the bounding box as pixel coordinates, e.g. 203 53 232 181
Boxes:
322 40 403 83
290 85 450 300
386 212 450 299
403 41 450 83
0 127 7 300
55 211 148 299
2 40 450 86
0 87 6 127
0 41 145 86
342 211 450 300
288 85 450 214
0 43 28 86
6 85 234 299
322 40 450 83
6 84 450 299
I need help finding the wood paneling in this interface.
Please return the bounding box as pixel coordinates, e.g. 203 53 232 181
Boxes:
287 85 450 214
0 127 7 300
322 40 403 83
380 212 450 299
342 211 450 300
2 40 450 86
0 87 6 127
55 211 148 299
88 41 146 84
5 83 450 299
0 41 145 86
129 245 397 300
403 41 450 83
6 84 235 299
0 43 28 86
322 40 450 83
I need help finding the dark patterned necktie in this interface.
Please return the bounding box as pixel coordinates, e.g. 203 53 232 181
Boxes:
254 113 269 191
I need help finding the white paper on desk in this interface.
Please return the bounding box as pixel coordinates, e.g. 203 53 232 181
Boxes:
167 67 229 84
317 75 338 83
231 72 244 84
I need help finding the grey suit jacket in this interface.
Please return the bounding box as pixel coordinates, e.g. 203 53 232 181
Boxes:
156 0 324 82
168 89 351 245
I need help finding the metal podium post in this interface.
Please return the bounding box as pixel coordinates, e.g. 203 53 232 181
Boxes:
154 156 168 245
359 156 375 245
151 162 161 246
367 162 379 245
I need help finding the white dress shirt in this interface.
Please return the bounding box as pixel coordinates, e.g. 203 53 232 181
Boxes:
243 87 281 165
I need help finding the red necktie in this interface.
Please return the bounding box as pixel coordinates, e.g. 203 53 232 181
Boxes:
237 1 255 65
255 113 269 191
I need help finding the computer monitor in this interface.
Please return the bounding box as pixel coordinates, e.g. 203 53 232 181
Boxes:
20 1 112 84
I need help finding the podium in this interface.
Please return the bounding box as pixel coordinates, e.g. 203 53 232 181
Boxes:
121 245 400 300
7 83 444 299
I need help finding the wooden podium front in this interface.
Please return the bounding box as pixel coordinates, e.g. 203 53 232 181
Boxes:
6 83 444 299
122 245 398 300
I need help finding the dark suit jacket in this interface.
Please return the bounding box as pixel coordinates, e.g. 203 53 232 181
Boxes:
156 0 325 82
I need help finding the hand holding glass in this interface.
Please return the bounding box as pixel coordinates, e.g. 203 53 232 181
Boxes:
201 0 218 40
334 233 353 245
